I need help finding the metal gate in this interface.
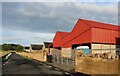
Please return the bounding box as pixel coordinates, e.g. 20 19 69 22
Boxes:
52 49 75 68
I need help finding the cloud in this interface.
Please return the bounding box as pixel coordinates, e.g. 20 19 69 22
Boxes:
2 29 55 45
2 2 118 33
2 0 119 2
0 2 2 44
2 2 118 45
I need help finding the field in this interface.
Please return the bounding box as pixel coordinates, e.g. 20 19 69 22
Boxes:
0 50 16 57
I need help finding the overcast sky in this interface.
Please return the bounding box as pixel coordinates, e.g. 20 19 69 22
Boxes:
1 0 119 46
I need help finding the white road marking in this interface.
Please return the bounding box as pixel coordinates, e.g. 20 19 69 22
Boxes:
65 72 70 74
48 66 52 68
2 58 11 67
2 53 12 67
55 68 59 70
5 53 12 59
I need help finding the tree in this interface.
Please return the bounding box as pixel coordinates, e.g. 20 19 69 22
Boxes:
7 44 12 50
2 44 12 51
2 44 23 51
16 45 23 52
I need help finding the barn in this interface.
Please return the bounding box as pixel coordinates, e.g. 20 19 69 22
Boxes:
24 46 30 52
53 19 120 58
53 31 70 50
53 31 70 57
42 42 53 55
30 44 43 52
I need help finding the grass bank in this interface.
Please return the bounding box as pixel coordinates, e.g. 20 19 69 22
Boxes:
0 50 16 57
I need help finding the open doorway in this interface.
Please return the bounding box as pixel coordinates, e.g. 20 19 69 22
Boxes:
72 43 91 54
81 43 91 49
116 38 120 48
72 44 80 49
54 47 61 50
116 38 120 58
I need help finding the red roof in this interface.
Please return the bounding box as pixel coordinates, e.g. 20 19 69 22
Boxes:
57 31 70 39
53 31 70 47
80 19 119 31
53 19 120 48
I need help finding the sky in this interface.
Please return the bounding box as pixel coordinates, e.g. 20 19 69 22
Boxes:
1 0 119 46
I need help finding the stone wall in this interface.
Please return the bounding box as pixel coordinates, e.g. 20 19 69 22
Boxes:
19 51 46 62
75 51 119 74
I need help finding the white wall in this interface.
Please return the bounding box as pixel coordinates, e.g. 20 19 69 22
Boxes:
92 43 116 54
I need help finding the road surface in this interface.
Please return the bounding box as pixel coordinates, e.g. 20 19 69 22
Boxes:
2 52 72 76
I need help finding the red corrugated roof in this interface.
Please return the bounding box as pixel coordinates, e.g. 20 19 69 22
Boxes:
53 19 120 48
57 31 70 39
62 19 120 47
80 19 119 31
53 31 70 47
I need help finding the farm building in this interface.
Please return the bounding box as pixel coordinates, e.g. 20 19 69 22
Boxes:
53 19 120 58
53 31 70 57
30 44 43 52
42 42 53 55
53 31 70 50
24 46 30 52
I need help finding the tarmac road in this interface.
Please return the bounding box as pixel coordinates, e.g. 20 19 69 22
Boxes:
2 52 71 76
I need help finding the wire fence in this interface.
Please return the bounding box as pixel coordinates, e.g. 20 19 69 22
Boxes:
52 49 75 68
49 48 120 68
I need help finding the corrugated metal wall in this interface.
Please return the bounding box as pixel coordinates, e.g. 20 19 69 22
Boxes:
92 28 118 44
